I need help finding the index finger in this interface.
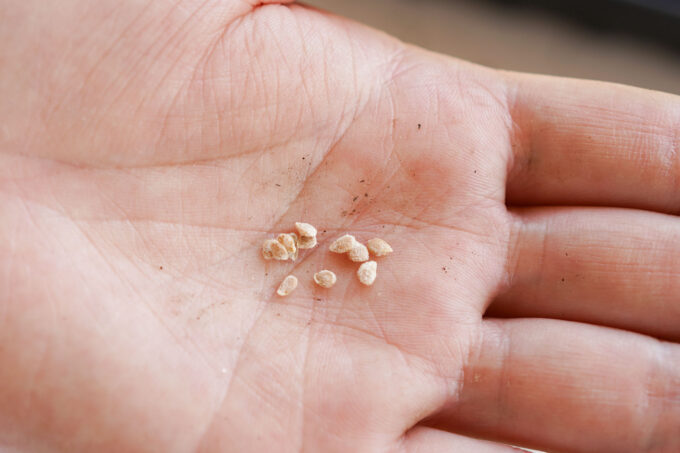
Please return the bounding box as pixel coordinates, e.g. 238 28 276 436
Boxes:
503 72 680 213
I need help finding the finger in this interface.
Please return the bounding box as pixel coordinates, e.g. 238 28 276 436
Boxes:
503 72 680 213
397 426 527 453
431 318 680 453
490 207 680 341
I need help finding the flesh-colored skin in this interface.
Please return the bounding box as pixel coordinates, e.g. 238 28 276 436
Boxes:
1 1 679 452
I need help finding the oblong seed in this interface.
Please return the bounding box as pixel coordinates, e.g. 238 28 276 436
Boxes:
357 261 377 286
295 222 317 238
262 239 279 260
277 233 297 255
313 270 337 288
298 235 317 250
329 234 357 253
277 275 298 296
289 232 299 260
348 243 369 262
367 238 393 257
267 240 289 260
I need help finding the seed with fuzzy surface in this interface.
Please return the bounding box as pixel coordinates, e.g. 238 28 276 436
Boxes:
314 270 337 288
298 235 317 250
357 261 377 286
295 222 317 238
263 239 288 261
367 238 393 257
277 233 297 260
277 275 298 296
329 234 357 253
348 243 369 262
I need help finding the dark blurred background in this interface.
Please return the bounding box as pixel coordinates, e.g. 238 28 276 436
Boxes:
307 0 680 94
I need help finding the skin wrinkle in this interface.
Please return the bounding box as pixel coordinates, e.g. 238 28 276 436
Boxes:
642 343 680 452
75 193 234 380
500 77 531 184
491 320 515 438
193 290 270 452
640 341 662 452
298 284 314 453
66 2 154 117
671 121 680 214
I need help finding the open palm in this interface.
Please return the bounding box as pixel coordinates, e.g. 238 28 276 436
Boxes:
1 1 679 452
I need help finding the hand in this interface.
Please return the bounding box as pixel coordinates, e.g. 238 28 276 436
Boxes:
1 1 678 451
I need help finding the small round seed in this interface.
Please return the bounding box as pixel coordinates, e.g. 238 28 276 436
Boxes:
277 275 298 296
357 261 377 286
313 270 337 288
298 235 317 249
277 233 297 255
265 239 289 261
348 243 369 262
367 238 393 257
295 222 317 238
329 234 357 253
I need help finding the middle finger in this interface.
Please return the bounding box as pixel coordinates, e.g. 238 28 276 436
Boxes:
490 207 680 341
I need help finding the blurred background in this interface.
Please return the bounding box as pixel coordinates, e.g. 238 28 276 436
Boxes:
307 0 680 95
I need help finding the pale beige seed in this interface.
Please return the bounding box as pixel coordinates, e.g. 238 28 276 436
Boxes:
357 261 377 286
348 242 369 263
367 238 393 257
295 222 317 238
313 270 337 288
298 235 317 250
276 275 298 296
329 234 357 253
277 233 297 259
263 239 289 261
262 239 278 260
289 232 299 259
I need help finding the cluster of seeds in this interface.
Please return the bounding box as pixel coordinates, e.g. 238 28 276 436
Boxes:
329 234 392 286
262 223 319 262
263 222 392 296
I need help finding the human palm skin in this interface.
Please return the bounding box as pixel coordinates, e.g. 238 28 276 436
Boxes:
1 1 679 452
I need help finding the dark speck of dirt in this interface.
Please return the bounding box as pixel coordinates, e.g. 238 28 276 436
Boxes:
442 266 448 273
360 179 365 183
275 183 281 187
265 273 268 276
561 277 566 282
314 297 322 302
353 196 359 202
565 252 569 256
323 230 327 233
159 266 163 270
474 170 477 174
417 123 421 130
302 157 305 160
351 209 356 214
364 193 368 197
